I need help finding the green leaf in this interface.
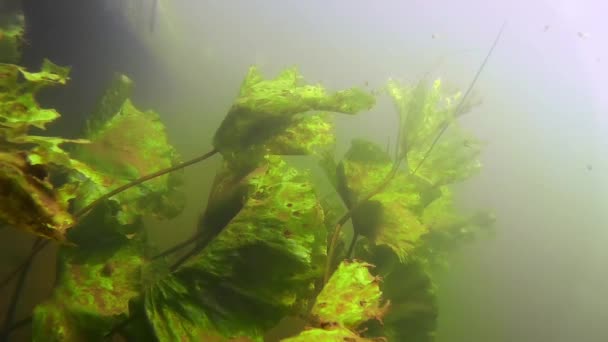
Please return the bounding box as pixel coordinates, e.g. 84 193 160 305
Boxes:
32 231 146 341
67 80 185 225
18 59 71 87
263 113 336 156
281 327 375 342
0 60 70 131
0 60 83 241
0 151 75 241
312 261 388 329
357 247 438 342
317 150 339 191
10 135 90 168
387 79 447 155
86 73 134 135
387 78 482 186
144 156 327 341
212 66 374 170
336 139 435 261
407 129 483 186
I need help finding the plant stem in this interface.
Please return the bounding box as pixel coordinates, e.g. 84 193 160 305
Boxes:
152 231 202 260
75 148 218 218
0 238 47 290
323 158 403 284
412 21 506 175
346 232 358 259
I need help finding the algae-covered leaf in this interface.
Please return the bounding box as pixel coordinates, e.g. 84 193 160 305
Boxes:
281 327 376 342
86 73 134 135
367 195 427 261
357 247 438 342
144 156 327 341
0 151 75 241
387 78 446 156
283 261 388 341
312 261 388 329
68 75 184 225
263 113 336 156
0 60 70 131
318 149 339 191
213 66 374 169
337 139 436 260
387 78 482 186
0 91 61 130
32 228 146 341
0 60 87 240
407 129 483 186
18 59 70 87
0 59 71 137
8 135 89 168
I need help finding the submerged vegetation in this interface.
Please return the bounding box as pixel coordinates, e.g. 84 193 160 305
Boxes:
0 11 500 342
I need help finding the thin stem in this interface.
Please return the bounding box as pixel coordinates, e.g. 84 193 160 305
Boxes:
324 88 408 284
346 232 358 259
169 247 199 272
152 231 203 260
0 238 47 290
412 21 506 175
323 21 506 283
75 149 218 218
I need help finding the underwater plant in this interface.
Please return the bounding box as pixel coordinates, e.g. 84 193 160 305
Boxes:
0 14 504 342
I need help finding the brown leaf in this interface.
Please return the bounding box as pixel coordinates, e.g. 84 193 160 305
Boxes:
0 150 75 241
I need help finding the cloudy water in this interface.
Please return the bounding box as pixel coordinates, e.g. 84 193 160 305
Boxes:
0 1 606 341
